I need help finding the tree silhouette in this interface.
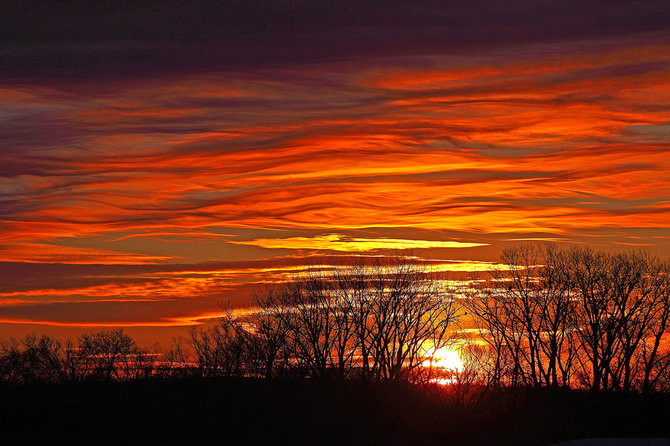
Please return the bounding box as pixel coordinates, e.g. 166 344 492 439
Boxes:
465 244 670 393
0 247 668 394
78 330 137 381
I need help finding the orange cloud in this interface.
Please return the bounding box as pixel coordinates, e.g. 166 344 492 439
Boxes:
0 243 175 264
231 234 487 251
1 32 670 337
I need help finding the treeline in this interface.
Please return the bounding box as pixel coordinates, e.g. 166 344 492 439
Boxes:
1 245 669 394
0 330 157 383
174 258 458 384
0 258 458 385
464 245 670 393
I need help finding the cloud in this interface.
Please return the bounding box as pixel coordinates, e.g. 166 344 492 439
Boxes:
3 1 670 80
0 254 502 327
230 234 487 251
2 37 670 249
1 6 670 337
0 243 175 264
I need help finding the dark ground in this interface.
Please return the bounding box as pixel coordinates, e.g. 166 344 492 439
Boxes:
0 379 668 445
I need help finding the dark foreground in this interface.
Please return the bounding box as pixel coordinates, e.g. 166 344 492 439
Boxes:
0 379 668 445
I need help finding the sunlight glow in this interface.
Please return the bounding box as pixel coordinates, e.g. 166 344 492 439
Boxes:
424 347 464 372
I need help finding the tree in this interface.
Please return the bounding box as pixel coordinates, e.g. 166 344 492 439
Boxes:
189 317 246 378
466 244 670 393
464 244 576 388
639 260 670 392
252 255 459 383
244 298 290 379
79 330 136 381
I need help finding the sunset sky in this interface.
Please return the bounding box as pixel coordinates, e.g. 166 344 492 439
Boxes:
1 1 670 345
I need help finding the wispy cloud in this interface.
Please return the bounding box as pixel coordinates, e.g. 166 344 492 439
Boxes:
1 8 670 337
2 36 669 250
231 234 487 251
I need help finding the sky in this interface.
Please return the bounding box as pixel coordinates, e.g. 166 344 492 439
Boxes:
1 1 670 345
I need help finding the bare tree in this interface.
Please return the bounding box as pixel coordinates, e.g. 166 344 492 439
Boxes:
263 271 338 379
466 244 578 388
0 338 26 384
79 329 136 381
189 316 246 378
21 334 68 383
162 337 195 378
369 259 457 382
565 248 670 392
249 255 459 383
639 259 670 392
467 245 670 393
244 298 289 379
0 331 142 383
335 259 376 382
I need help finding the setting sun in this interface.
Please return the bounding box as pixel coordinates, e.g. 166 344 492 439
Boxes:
424 347 464 372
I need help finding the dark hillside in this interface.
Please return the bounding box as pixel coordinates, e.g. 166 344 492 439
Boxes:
1 379 669 445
